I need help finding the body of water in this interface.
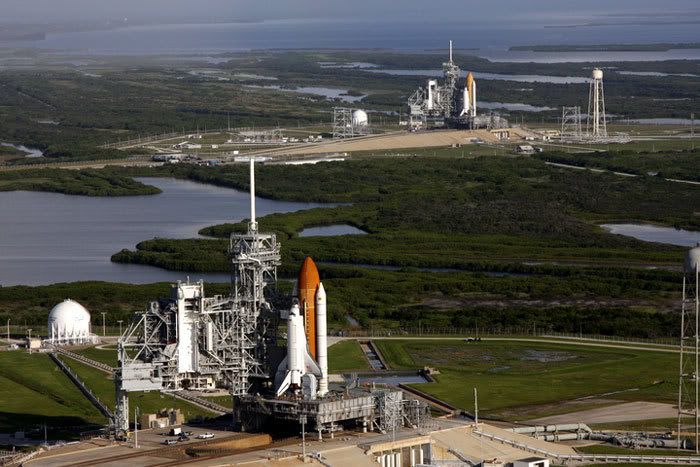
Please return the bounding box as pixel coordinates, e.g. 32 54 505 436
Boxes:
0 142 44 158
0 177 327 286
616 71 699 78
3 19 699 63
601 224 700 247
298 224 367 237
244 85 365 103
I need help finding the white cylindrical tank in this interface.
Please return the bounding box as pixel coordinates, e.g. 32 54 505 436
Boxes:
315 283 328 396
592 68 604 80
686 245 700 274
352 110 368 127
47 299 92 344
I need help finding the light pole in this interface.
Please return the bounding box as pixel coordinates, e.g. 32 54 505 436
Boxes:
134 405 139 449
101 312 106 336
6 319 9 341
118 320 123 337
300 416 307 461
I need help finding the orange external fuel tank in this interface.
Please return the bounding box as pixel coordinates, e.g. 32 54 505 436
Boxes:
467 72 474 97
297 256 320 359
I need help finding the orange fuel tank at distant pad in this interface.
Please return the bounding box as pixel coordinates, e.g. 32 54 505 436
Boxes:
297 257 320 359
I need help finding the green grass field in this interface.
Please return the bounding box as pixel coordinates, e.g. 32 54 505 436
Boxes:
0 351 103 431
328 340 370 372
59 356 214 422
73 345 118 367
373 339 677 418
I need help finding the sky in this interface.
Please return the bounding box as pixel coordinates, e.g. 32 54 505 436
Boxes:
1 0 699 24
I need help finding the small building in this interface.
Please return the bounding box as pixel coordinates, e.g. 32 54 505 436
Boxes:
26 337 42 350
139 408 185 429
514 457 549 467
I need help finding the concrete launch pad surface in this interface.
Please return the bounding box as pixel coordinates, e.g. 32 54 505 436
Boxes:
27 427 263 467
251 128 533 157
25 421 578 466
528 401 678 425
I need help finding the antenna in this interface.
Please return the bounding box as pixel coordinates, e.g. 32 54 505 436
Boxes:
249 158 257 232
449 40 453 62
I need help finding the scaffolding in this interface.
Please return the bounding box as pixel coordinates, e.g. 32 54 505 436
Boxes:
561 106 583 140
332 107 369 139
678 246 700 453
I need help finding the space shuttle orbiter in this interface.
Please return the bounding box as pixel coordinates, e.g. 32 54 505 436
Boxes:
274 302 322 396
274 257 329 397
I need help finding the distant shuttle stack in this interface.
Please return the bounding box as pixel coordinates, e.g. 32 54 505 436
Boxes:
461 72 477 118
275 256 329 397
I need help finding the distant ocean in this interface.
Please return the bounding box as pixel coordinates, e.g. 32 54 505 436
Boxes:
3 18 700 62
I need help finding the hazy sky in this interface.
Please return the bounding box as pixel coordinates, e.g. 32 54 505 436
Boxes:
1 0 699 23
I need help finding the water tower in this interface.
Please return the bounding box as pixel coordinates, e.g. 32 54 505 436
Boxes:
587 68 607 139
678 244 700 453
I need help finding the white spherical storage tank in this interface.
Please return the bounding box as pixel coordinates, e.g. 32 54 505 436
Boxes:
352 109 368 127
592 68 604 80
47 299 98 345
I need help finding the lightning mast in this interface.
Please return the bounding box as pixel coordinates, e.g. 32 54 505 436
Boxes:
228 158 281 396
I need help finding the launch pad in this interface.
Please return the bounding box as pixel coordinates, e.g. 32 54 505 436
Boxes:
113 158 431 440
407 41 508 130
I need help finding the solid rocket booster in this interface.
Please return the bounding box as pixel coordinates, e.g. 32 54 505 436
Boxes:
471 79 477 117
315 282 328 396
298 257 320 359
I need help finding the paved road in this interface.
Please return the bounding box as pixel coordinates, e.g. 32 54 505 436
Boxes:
528 401 677 425
328 336 684 354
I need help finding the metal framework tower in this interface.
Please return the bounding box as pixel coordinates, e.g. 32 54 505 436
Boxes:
440 40 460 120
561 106 583 140
228 159 281 395
587 68 607 139
679 245 700 452
332 107 353 139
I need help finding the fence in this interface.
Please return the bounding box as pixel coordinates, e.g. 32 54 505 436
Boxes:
49 353 114 420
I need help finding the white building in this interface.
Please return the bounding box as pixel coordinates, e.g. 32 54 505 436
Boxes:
46 299 99 346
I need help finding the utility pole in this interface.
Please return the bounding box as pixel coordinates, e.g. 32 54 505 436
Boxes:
134 405 139 448
101 312 106 336
118 320 123 337
6 319 9 341
300 416 307 461
474 387 479 425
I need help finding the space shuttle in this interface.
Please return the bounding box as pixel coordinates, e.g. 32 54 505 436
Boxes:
274 257 329 397
460 72 477 118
